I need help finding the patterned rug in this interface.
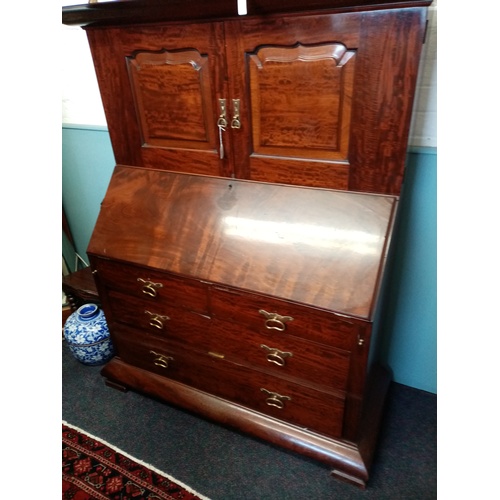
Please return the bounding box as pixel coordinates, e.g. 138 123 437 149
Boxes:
62 421 210 499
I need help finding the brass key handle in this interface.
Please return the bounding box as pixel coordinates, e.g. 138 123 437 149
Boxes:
258 309 294 332
217 98 227 159
150 350 173 369
217 98 228 128
260 345 293 366
137 278 163 297
231 99 241 129
144 310 170 330
260 388 291 409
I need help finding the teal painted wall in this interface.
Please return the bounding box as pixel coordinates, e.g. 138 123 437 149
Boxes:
62 125 115 266
380 149 437 394
62 125 437 394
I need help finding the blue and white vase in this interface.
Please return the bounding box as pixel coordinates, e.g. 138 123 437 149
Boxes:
64 303 114 366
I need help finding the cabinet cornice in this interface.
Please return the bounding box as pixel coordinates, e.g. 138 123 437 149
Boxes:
62 0 432 28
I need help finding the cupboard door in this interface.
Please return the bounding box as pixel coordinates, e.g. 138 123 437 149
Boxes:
225 8 426 194
86 22 231 177
86 7 426 194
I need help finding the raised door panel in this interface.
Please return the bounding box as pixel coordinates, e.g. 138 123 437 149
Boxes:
225 8 427 194
225 14 360 190
247 43 355 162
86 22 230 176
243 41 356 190
126 49 216 150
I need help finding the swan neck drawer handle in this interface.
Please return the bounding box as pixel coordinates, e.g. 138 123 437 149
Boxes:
260 344 293 366
258 309 294 332
137 278 163 297
150 350 173 369
260 388 291 409
144 310 170 330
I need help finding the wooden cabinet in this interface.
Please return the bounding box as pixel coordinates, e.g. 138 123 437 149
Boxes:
87 166 398 486
62 0 431 488
77 2 428 194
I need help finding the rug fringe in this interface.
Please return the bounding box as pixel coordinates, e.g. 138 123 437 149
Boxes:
62 420 212 500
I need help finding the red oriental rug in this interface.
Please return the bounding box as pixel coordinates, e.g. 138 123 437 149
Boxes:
62 421 210 500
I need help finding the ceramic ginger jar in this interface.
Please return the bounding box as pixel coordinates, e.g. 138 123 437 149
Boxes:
64 303 114 365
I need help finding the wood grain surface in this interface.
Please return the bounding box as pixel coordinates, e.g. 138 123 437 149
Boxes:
88 166 397 318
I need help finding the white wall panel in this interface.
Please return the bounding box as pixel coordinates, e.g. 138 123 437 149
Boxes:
62 25 107 126
409 2 437 148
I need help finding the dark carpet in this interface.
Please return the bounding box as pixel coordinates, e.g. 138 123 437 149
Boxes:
62 342 436 499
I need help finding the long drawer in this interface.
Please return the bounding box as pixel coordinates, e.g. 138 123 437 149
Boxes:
93 258 209 314
207 318 351 393
107 290 351 392
112 325 346 438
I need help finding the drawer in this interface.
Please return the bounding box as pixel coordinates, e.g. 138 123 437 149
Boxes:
107 290 350 392
210 286 361 350
93 258 209 314
106 289 211 348
112 325 345 438
207 318 350 393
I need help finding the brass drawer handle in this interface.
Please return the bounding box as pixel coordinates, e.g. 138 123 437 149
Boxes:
260 388 291 409
258 309 294 332
150 350 173 369
137 278 163 297
145 310 170 330
260 345 293 367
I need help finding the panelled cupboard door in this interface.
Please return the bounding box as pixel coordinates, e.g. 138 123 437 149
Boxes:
85 7 426 194
225 15 357 190
226 9 427 194
86 22 231 177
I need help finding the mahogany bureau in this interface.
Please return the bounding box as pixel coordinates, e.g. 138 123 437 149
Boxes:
63 0 431 488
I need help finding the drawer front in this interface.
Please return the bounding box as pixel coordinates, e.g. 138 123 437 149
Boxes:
208 318 350 393
112 326 345 438
210 286 361 350
107 290 350 393
107 289 211 346
93 258 209 314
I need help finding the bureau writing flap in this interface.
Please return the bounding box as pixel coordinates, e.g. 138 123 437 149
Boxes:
88 166 397 319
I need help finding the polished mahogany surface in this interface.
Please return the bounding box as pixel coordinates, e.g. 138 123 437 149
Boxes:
80 6 427 195
62 267 100 311
88 166 397 318
62 0 432 27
